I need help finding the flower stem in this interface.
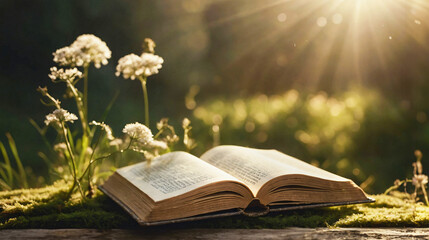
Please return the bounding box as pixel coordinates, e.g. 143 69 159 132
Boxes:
81 66 89 161
139 76 150 127
83 65 89 123
66 80 89 170
384 179 412 195
85 126 104 190
421 185 429 206
61 122 84 199
79 139 134 182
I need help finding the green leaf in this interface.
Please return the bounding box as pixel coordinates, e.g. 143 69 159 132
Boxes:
100 91 119 123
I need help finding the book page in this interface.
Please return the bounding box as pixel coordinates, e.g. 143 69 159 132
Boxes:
200 145 350 196
200 146 298 195
258 149 349 182
117 151 242 202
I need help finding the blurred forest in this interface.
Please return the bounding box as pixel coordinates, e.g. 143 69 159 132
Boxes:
1 0 429 193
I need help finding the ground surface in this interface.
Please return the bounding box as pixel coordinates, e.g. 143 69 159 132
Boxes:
1 181 429 229
2 228 429 240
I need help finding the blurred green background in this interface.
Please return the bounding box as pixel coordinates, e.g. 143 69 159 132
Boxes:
1 0 429 193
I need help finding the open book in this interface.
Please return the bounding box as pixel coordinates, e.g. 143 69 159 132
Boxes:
100 145 373 225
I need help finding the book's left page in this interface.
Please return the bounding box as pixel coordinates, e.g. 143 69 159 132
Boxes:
117 151 245 202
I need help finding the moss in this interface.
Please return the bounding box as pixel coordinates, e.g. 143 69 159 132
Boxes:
1 184 429 229
0 181 137 229
334 193 429 227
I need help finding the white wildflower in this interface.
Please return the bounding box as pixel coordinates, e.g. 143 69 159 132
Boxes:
90 121 114 140
122 122 153 144
140 53 163 77
115 54 145 80
52 46 77 67
53 34 111 68
44 108 78 126
48 67 82 82
116 53 163 80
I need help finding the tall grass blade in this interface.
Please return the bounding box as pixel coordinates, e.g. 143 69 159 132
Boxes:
89 91 119 139
37 151 52 169
29 118 55 156
0 178 11 191
0 164 7 183
6 133 28 188
100 91 119 123
28 118 47 135
0 141 13 186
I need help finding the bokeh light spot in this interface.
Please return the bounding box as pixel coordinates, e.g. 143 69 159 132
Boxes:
277 13 287 22
353 168 361 176
212 114 223 125
317 17 327 27
332 13 343 24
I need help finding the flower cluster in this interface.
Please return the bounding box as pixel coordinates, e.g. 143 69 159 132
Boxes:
115 54 145 80
44 109 78 126
115 53 163 80
48 67 82 82
53 34 111 68
141 53 164 77
36 35 187 200
122 122 153 144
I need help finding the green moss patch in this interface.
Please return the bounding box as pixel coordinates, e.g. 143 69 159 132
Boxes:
0 181 137 229
1 183 429 229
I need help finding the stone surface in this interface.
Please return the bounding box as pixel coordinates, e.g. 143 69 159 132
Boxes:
1 228 429 240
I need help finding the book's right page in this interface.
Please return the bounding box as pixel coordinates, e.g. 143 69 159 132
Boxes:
200 145 341 196
257 149 349 182
200 145 363 198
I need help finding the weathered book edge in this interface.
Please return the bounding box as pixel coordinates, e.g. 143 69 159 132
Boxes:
99 185 374 226
268 198 375 213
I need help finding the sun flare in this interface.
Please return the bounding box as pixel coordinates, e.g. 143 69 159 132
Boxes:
204 0 429 92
